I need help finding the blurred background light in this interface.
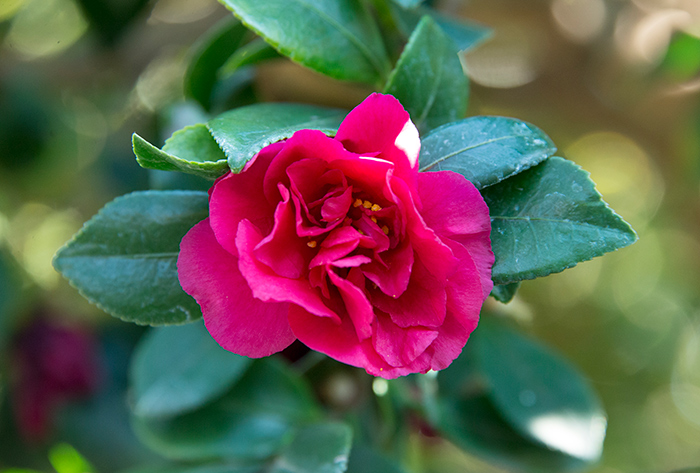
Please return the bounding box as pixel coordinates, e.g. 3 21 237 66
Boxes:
0 0 26 21
551 0 607 44
148 0 219 25
5 0 87 60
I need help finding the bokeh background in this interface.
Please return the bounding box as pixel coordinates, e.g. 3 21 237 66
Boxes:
0 0 699 472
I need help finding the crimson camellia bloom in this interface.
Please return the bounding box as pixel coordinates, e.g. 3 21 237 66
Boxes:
178 93 493 378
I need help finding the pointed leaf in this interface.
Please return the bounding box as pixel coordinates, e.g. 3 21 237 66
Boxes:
390 4 491 52
384 15 467 134
53 191 208 325
134 126 229 180
269 422 353 473
218 0 390 84
206 103 346 171
436 328 595 472
475 320 606 463
482 157 637 285
185 18 248 111
219 37 282 79
132 358 320 460
419 116 557 189
490 282 520 303
130 322 252 419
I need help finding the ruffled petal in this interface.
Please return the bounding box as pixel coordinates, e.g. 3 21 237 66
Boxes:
209 142 284 256
335 93 420 188
328 268 374 340
372 314 438 367
177 219 295 357
236 219 339 322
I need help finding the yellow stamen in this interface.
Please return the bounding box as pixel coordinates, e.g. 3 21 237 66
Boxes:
353 199 363 208
307 241 317 248
370 204 382 212
362 200 372 209
358 230 365 236
381 225 389 235
370 216 377 223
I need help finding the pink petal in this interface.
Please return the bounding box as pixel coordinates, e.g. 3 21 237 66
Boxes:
371 255 447 328
209 142 284 256
177 219 295 357
372 314 438 367
362 238 413 298
236 219 339 322
328 268 374 340
288 304 392 374
321 186 353 223
391 177 457 281
335 93 420 189
444 239 489 327
253 187 313 279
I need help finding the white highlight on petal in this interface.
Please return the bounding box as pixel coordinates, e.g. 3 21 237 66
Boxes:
359 156 393 165
527 413 607 461
394 120 421 168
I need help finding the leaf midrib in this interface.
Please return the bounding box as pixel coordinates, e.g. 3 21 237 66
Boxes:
419 135 514 171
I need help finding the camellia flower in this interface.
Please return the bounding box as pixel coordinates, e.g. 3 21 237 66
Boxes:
178 93 494 378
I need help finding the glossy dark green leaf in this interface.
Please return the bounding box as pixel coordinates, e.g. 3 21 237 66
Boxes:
384 16 467 134
218 0 390 84
419 116 557 189
219 38 282 79
435 328 592 472
475 321 606 463
185 18 248 111
133 126 229 180
269 422 353 473
130 322 252 419
490 282 520 303
53 191 208 326
346 445 406 473
390 4 491 52
206 103 346 171
482 157 637 285
133 358 321 460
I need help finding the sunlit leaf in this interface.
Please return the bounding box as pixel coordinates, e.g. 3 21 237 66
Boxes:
48 443 94 473
206 103 345 172
419 116 556 189
384 15 467 134
218 0 390 84
482 157 637 285
269 423 353 473
53 191 207 325
475 321 606 462
130 322 252 419
133 126 229 180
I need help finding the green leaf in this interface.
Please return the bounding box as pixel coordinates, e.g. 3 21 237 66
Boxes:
269 422 353 473
390 4 491 52
219 37 282 79
475 320 606 463
218 0 390 84
419 116 557 189
130 322 252 419
390 0 424 8
490 282 520 303
435 326 595 471
482 157 638 285
53 191 207 326
206 103 346 172
133 358 321 460
185 18 248 111
133 126 229 180
384 16 467 134
346 445 407 473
